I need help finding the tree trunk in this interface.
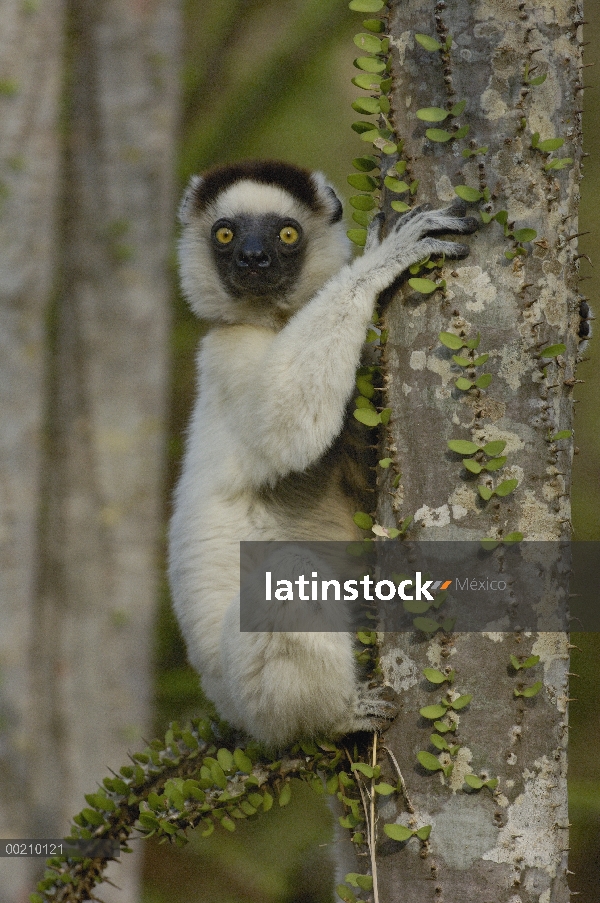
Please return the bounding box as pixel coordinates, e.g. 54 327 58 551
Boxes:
374 1 582 900
0 2 180 901
0 2 66 901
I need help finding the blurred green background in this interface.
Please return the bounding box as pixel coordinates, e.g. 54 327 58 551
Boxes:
149 1 600 899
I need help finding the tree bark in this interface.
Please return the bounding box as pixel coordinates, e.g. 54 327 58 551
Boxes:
0 2 66 900
0 2 179 901
374 1 582 900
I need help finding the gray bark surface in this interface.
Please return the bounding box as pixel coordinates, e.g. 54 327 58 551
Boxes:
0 2 66 900
0 2 180 901
374 1 581 900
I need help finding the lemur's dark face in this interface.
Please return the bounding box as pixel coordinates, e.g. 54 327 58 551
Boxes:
210 213 306 298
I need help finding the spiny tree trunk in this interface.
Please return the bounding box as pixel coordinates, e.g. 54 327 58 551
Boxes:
374 1 582 900
0 2 180 901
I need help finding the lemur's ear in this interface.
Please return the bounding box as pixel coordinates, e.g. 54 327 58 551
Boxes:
178 175 204 225
310 171 344 224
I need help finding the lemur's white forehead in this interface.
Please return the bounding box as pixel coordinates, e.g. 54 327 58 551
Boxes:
209 180 303 220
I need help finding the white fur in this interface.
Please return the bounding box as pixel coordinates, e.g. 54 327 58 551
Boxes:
169 171 475 746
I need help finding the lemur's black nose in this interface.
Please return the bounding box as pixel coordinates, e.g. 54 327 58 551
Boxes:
237 236 271 268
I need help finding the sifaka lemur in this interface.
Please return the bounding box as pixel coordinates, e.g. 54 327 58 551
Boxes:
169 160 478 747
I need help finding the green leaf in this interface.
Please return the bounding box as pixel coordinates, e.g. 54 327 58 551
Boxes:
347 228 367 247
495 479 518 497
416 106 449 122
355 395 375 409
480 210 493 222
356 374 375 397
362 18 386 32
470 353 489 366
354 55 387 73
447 439 479 455
210 762 227 789
353 511 373 530
484 456 506 472
531 132 540 148
347 173 378 191
430 733 449 750
351 120 375 134
360 127 391 143
351 96 381 115
415 33 442 51
452 355 471 367
423 668 448 684
450 99 466 116
352 210 373 227
279 783 292 806
403 599 430 614
391 200 411 213
374 782 396 795
336 882 358 903
464 774 484 789
450 694 472 710
537 137 564 152
426 128 453 142
529 73 547 85
551 429 572 441
540 343 566 358
415 824 432 840
417 751 444 771
478 485 493 501
463 458 482 474
482 440 506 456
217 747 234 772
352 73 384 90
356 875 374 891
514 681 542 698
349 0 385 9
454 125 470 139
352 762 375 777
439 331 464 350
383 175 410 193
544 157 573 171
82 808 105 826
353 154 379 171
513 228 537 243
379 457 393 468
474 373 492 389
413 617 441 634
419 704 448 720
408 277 438 294
353 33 385 53
434 720 453 733
138 812 160 831
380 407 392 424
503 532 523 544
455 377 473 391
233 748 253 774
454 185 482 202
384 823 414 841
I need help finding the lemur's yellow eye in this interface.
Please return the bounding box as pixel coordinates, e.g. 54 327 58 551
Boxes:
216 226 234 244
279 225 299 245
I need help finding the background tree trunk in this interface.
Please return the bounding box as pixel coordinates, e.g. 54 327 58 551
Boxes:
0 2 180 901
0 2 66 901
375 1 581 900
